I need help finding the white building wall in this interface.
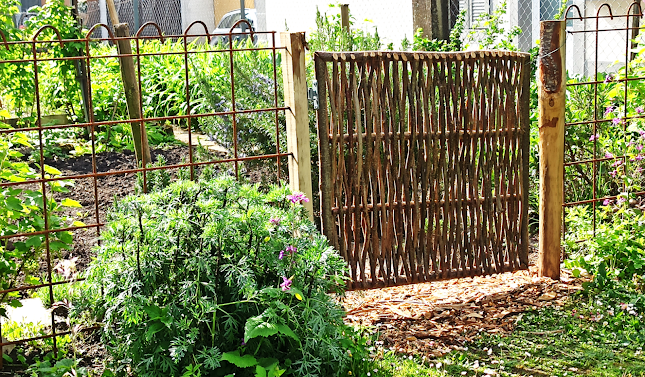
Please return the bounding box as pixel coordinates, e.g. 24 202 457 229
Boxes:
263 0 414 49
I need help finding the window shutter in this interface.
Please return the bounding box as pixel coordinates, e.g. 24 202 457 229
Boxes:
470 0 490 22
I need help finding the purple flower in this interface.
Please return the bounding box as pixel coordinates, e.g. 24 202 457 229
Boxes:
285 245 297 255
612 117 623 126
280 276 292 291
270 217 281 226
640 130 645 138
589 134 599 141
604 106 615 117
637 106 644 114
636 154 644 161
610 170 618 177
618 197 627 204
279 250 285 260
603 198 612 206
637 144 644 152
286 192 310 204
605 151 614 158
612 159 623 167
604 74 613 84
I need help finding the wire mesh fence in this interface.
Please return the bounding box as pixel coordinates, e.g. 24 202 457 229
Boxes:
561 1 645 241
80 0 182 37
0 22 287 362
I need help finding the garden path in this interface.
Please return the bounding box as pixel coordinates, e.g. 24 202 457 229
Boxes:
341 265 586 357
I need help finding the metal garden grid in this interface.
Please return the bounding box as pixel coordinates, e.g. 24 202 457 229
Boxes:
562 2 645 239
0 20 287 358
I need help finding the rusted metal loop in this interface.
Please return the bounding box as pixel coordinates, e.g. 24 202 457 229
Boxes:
564 5 583 21
135 22 165 42
229 19 255 37
84 23 116 41
31 25 64 48
183 21 211 43
597 3 614 19
627 1 644 18
0 29 9 50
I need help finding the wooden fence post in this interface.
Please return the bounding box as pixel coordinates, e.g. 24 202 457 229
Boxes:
107 0 152 167
281 32 314 220
340 4 350 32
538 20 566 280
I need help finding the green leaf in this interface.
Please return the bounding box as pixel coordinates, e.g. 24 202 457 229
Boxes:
49 241 70 252
255 366 267 377
72 220 86 227
26 236 43 249
258 358 283 377
276 324 300 342
244 316 279 343
43 165 62 176
57 231 73 245
54 358 76 369
221 351 258 368
61 198 82 208
5 197 23 211
144 305 163 319
145 321 165 341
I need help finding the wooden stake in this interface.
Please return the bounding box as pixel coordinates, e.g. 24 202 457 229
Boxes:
340 4 350 33
114 23 151 167
538 20 565 280
105 0 120 25
281 32 314 220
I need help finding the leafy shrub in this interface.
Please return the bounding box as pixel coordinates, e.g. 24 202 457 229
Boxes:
0 120 79 317
83 176 361 376
307 5 381 53
566 201 645 283
0 0 83 123
464 0 521 51
411 11 466 52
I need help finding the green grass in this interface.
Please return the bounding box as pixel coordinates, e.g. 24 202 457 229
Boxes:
362 281 645 377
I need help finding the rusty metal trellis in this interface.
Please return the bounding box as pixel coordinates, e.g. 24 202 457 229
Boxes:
315 50 531 289
563 2 645 240
0 21 287 357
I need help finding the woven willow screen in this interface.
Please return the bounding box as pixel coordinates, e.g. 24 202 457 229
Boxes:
314 50 531 289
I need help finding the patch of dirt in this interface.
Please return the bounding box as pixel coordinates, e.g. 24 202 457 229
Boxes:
46 145 190 271
341 266 587 358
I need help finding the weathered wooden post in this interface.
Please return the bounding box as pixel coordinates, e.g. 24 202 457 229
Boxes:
106 0 152 167
538 20 566 280
281 32 314 220
340 4 350 32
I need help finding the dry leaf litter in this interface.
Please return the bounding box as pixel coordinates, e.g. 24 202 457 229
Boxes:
340 266 586 357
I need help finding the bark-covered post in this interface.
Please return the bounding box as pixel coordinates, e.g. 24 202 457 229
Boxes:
340 4 350 33
106 0 151 167
538 20 566 280
281 32 314 220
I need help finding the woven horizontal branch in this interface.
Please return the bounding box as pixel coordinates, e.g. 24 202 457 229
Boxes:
315 50 531 290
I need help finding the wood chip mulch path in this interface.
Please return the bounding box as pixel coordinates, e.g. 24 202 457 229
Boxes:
340 266 587 357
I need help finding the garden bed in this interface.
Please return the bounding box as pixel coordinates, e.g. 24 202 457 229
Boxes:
46 145 190 271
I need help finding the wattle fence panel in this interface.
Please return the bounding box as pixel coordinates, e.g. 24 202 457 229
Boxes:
314 50 531 289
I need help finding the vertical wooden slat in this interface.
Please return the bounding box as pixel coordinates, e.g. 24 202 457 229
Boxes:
314 55 337 251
